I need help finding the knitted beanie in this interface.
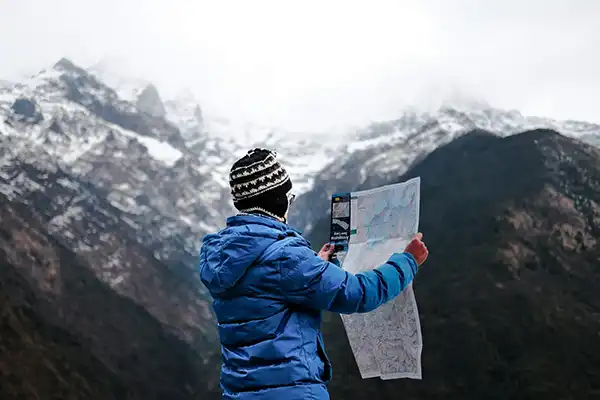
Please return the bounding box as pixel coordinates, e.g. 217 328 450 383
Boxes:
229 148 292 220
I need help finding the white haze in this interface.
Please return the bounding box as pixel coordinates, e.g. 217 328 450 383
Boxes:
1 0 599 131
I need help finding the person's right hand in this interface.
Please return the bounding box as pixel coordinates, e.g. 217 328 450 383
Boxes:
318 243 335 261
403 232 428 265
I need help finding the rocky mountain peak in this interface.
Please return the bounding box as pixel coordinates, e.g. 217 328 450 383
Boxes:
136 83 166 118
164 90 205 140
8 97 43 124
53 57 80 72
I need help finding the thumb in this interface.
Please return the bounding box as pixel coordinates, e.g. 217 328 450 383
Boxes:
415 232 423 241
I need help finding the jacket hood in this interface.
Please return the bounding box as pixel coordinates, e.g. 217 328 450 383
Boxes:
199 214 301 296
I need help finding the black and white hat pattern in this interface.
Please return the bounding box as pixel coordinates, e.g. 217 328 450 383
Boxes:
229 148 291 201
229 148 293 220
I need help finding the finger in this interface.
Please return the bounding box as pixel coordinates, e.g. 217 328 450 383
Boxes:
415 232 423 241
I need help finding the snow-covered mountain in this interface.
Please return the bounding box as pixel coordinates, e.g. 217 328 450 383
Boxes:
4 57 600 239
0 58 354 275
288 100 600 234
0 59 235 265
88 59 349 194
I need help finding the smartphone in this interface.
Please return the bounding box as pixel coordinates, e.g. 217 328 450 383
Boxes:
329 192 351 265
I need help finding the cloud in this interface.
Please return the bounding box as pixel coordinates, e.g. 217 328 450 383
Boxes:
1 0 599 130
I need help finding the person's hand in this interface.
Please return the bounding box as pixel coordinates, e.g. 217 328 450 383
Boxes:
404 232 428 265
318 243 335 261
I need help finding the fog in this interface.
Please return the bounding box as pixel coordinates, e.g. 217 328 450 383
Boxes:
1 0 599 131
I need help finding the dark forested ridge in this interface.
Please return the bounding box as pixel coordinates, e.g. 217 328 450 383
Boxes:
310 129 600 399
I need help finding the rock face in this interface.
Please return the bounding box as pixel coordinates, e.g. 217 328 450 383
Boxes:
136 84 167 118
308 129 600 399
8 98 43 123
0 195 222 399
0 138 217 343
0 125 223 397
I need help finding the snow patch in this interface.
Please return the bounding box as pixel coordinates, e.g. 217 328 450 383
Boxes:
119 130 183 166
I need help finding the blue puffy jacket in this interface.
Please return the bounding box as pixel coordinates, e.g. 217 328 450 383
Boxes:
199 214 419 400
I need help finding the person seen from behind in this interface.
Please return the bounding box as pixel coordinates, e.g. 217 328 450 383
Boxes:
199 148 429 400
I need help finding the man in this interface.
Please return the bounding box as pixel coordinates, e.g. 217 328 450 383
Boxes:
199 148 428 400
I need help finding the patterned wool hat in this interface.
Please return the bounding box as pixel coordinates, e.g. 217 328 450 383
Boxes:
229 148 293 220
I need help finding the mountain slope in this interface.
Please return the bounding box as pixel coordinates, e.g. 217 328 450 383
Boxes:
0 59 227 398
0 135 217 347
0 58 233 239
0 250 130 399
309 129 600 399
0 197 221 399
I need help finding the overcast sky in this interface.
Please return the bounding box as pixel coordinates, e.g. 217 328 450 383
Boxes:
1 0 599 131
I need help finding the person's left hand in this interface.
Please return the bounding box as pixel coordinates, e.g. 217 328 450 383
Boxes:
318 243 335 261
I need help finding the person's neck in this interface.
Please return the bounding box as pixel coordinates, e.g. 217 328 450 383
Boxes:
239 207 286 223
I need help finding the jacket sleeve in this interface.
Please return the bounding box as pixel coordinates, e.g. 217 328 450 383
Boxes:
279 239 419 314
